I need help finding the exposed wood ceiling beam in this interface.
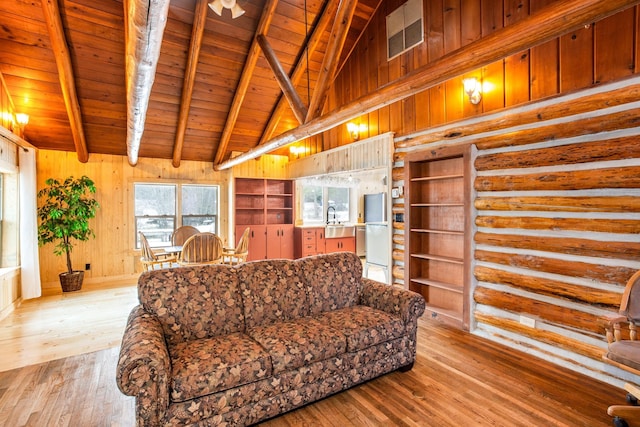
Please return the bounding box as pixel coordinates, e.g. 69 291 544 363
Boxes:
216 0 640 171
257 34 308 124
41 0 89 163
305 0 359 121
258 0 338 144
123 0 170 166
212 0 280 165
172 0 209 168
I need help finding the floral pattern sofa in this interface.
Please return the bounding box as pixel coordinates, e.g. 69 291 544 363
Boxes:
116 251 425 426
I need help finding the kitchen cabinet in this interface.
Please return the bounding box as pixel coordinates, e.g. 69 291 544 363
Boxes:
404 145 472 330
294 227 325 258
235 225 267 261
267 224 294 259
325 236 355 253
235 178 294 260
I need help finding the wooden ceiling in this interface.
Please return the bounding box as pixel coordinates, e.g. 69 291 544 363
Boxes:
0 0 380 167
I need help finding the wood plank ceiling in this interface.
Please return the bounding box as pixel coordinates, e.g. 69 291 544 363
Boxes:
0 0 379 167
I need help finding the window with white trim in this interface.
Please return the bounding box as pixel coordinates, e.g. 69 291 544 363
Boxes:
134 183 219 248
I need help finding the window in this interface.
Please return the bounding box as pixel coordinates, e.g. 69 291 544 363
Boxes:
1 172 20 268
327 187 350 223
134 183 219 248
302 185 323 223
301 183 350 224
181 185 218 233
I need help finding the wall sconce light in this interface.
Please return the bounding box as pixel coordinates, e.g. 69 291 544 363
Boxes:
346 123 367 141
289 145 302 159
462 77 482 105
16 113 29 126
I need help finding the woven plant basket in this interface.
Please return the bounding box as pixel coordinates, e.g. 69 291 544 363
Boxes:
59 271 84 292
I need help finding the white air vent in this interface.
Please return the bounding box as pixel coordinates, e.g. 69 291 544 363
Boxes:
386 0 424 60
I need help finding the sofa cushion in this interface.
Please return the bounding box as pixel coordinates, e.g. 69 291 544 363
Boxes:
299 252 363 316
169 332 272 403
607 340 640 372
248 317 346 374
237 259 308 329
138 265 244 347
313 305 406 352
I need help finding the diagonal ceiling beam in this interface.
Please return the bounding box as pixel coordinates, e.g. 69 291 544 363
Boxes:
123 0 170 166
212 0 280 165
215 0 640 170
259 0 338 144
305 0 359 121
172 0 209 168
257 34 308 124
41 0 89 163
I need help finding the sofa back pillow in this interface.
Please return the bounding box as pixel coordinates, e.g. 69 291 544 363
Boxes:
138 264 244 347
237 259 308 329
299 252 363 316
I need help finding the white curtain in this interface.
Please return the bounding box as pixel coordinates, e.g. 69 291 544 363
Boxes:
19 147 41 299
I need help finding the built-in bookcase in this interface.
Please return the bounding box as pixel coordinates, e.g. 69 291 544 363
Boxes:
235 178 294 260
404 145 472 330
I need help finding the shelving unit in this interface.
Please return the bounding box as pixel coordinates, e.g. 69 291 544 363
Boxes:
404 145 472 330
235 178 294 260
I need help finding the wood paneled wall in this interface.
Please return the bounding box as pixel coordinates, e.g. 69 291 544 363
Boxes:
394 75 640 386
318 0 640 150
35 150 288 292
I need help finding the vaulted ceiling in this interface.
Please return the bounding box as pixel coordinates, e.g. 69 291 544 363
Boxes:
0 0 380 168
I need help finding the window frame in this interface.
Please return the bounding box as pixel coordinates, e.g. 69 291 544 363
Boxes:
299 182 352 225
133 182 220 249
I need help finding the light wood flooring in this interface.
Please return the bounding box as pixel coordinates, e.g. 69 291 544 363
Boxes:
0 280 628 426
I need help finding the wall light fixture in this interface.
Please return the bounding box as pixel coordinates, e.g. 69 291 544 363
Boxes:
346 123 367 141
16 113 29 126
208 0 245 19
462 77 482 105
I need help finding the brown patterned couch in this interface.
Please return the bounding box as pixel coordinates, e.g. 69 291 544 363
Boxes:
116 251 425 426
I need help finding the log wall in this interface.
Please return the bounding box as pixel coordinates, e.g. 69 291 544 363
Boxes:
394 75 640 386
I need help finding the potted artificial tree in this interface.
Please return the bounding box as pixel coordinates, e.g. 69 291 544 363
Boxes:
37 175 100 292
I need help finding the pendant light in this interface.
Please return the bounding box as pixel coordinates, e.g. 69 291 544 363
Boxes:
208 0 245 19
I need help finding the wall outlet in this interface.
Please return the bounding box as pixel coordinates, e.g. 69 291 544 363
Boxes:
519 315 536 328
85 263 91 271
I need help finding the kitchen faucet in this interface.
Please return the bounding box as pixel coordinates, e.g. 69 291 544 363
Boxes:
327 206 337 224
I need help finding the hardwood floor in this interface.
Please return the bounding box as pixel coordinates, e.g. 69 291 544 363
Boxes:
0 280 626 426
0 279 138 372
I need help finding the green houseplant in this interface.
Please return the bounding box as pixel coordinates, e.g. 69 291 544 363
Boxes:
37 176 100 292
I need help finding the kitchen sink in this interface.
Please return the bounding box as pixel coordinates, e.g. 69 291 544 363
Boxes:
325 224 355 238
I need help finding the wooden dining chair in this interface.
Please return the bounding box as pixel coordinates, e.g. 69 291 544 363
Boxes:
171 225 200 246
603 270 640 427
139 232 177 271
178 232 223 265
222 227 250 265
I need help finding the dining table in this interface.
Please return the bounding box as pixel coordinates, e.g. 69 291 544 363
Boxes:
162 245 182 256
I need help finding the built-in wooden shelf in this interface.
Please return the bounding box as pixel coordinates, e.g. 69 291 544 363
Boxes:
404 145 472 330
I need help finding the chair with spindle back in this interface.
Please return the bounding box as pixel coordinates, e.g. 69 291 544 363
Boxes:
177 232 223 265
221 227 250 265
603 270 640 427
139 232 177 271
171 225 200 246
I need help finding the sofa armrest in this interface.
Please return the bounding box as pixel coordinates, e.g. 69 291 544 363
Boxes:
360 278 426 326
599 314 633 344
116 305 171 426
